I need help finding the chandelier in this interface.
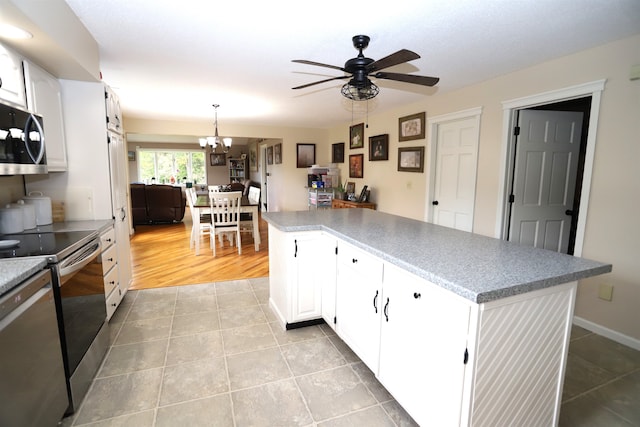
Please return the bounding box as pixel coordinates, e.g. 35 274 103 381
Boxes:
199 104 232 153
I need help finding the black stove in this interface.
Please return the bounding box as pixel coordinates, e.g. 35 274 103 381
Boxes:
0 230 97 262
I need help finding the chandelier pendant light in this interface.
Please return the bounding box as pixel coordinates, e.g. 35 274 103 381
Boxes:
199 104 232 153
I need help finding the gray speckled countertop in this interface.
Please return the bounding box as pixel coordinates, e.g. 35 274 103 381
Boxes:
0 259 48 296
263 209 612 303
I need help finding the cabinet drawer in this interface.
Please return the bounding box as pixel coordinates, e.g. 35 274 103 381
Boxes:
106 285 122 320
103 264 119 296
338 242 383 278
100 244 117 274
100 227 116 249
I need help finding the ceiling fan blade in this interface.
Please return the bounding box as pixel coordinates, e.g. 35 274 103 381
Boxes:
292 59 345 72
367 49 420 72
374 72 440 87
292 75 349 90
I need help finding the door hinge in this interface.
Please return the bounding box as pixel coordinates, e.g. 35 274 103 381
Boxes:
508 194 515 203
463 348 469 364
513 126 520 136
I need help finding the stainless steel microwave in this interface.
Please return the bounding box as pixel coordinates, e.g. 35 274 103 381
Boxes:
0 101 47 175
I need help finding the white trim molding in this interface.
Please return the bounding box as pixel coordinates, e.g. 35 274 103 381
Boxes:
573 316 640 351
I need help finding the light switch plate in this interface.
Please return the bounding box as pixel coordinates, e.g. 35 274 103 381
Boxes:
630 64 640 81
598 283 614 301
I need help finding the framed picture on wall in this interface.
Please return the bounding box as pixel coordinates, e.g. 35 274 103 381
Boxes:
210 153 226 166
349 154 364 178
349 123 364 149
250 144 258 171
274 143 282 164
332 142 345 163
297 143 316 168
267 146 274 165
398 112 426 142
397 147 425 172
369 134 389 161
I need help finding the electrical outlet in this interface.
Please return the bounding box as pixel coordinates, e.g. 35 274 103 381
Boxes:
598 283 614 301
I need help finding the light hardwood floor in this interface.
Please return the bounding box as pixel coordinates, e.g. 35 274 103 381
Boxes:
128 208 269 290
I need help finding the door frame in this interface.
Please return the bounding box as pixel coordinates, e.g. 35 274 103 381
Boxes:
424 107 482 225
496 79 606 257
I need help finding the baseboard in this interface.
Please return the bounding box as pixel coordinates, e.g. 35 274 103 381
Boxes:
573 316 640 351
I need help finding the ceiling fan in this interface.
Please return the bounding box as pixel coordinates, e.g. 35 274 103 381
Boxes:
292 35 439 101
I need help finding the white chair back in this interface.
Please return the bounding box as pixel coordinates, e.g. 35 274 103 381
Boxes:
248 186 261 205
208 190 243 256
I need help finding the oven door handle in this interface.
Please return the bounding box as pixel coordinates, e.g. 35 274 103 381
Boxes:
58 240 102 278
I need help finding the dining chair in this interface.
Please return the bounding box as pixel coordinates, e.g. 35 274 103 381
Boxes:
241 186 261 239
187 187 211 255
208 190 242 256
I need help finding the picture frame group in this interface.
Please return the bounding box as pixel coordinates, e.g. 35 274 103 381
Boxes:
369 134 389 161
398 112 426 142
210 153 226 166
297 143 316 168
397 147 425 172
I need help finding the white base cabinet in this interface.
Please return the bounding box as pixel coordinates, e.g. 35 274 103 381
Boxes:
268 229 577 427
268 225 336 328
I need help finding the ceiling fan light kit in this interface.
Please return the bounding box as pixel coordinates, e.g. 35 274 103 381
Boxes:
292 35 439 101
199 104 232 153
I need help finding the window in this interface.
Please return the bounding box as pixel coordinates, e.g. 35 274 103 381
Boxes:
138 149 206 184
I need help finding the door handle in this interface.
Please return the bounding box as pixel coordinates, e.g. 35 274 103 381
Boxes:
432 200 439 206
565 209 574 216
384 297 390 322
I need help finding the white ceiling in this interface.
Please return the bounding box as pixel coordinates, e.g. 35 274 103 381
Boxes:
62 0 640 129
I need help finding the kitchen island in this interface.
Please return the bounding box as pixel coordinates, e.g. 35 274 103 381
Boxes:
264 208 611 426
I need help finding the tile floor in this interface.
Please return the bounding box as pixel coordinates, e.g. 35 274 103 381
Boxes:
61 278 640 427
61 278 419 427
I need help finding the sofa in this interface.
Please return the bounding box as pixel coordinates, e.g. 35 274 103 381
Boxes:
130 183 186 225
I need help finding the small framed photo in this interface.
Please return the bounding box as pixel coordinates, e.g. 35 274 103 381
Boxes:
398 112 426 142
127 151 136 161
349 154 364 178
296 143 316 168
398 147 425 172
267 146 274 165
345 182 355 194
369 134 389 161
332 142 345 163
250 145 258 171
210 153 226 166
274 143 282 164
349 123 365 149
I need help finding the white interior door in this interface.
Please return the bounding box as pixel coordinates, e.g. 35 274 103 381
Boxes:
509 109 583 253
431 116 479 232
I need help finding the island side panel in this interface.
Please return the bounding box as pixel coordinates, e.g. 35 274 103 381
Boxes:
469 281 576 426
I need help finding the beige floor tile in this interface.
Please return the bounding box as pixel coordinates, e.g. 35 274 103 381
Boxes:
98 339 168 377
73 410 155 427
562 352 618 401
318 405 395 427
219 305 267 330
173 294 217 315
559 393 635 427
170 311 220 337
215 279 252 295
115 316 172 345
231 379 312 427
216 291 258 309
176 282 217 299
127 300 175 321
221 323 277 355
351 362 393 403
281 337 346 376
589 370 640 425
381 400 420 427
226 347 292 390
156 394 234 427
165 330 224 365
569 334 640 376
159 357 228 406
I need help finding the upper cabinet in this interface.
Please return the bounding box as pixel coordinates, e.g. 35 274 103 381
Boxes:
24 61 68 171
105 86 122 133
0 44 27 108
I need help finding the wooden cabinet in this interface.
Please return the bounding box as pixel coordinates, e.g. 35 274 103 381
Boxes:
332 199 376 210
268 225 336 327
228 157 247 183
24 61 68 171
335 241 384 370
0 44 26 107
378 263 471 425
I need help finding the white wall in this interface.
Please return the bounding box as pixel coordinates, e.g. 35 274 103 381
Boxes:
326 35 640 341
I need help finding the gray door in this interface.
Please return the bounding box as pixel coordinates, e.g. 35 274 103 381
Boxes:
509 109 583 253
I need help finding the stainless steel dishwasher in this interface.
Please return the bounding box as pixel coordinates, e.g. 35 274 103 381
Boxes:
0 269 69 426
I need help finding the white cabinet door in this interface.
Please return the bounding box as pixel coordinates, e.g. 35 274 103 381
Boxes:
105 86 122 133
268 227 334 327
24 61 68 171
378 264 471 427
0 44 26 107
336 241 384 370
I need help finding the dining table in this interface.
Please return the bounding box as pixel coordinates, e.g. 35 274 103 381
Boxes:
193 194 261 251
